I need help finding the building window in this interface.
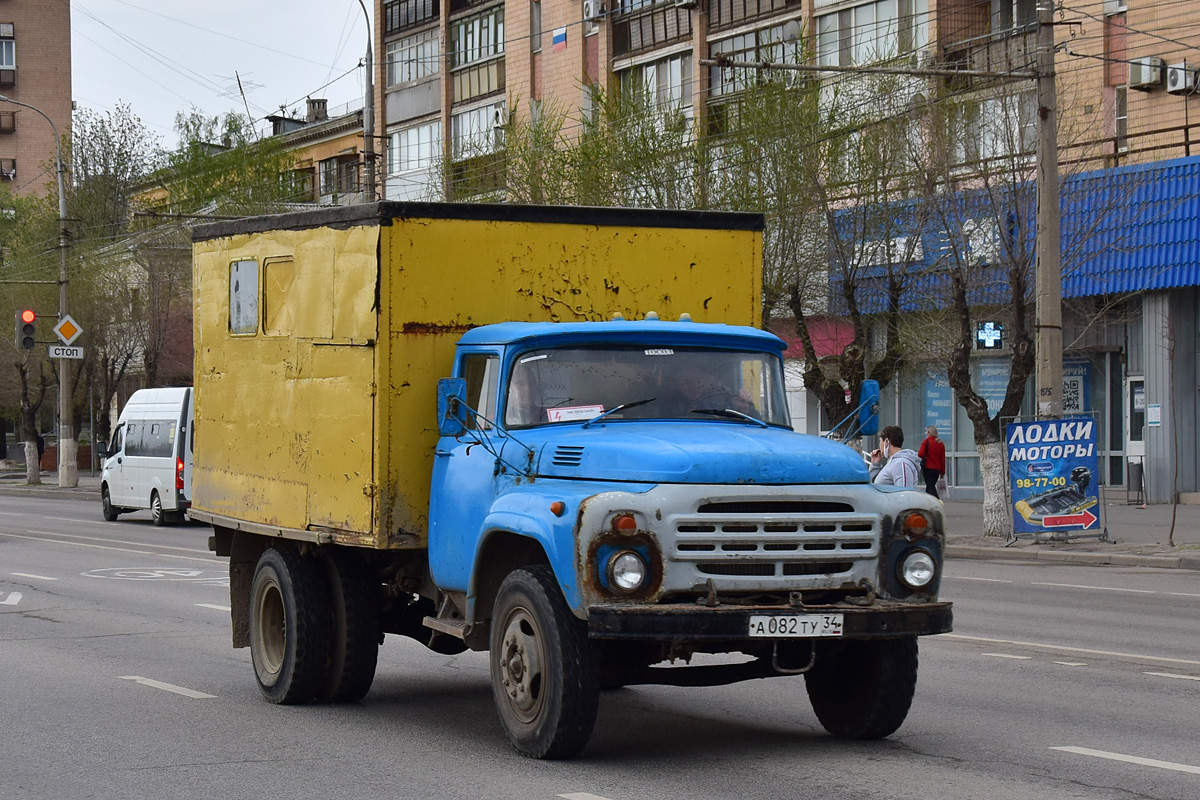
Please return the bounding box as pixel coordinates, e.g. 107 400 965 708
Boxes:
711 23 804 98
452 99 506 159
384 0 438 35
0 37 14 71
451 7 505 69
319 156 360 196
531 1 542 53
619 53 692 113
387 29 440 86
818 0 929 67
1115 85 1127 152
388 120 442 174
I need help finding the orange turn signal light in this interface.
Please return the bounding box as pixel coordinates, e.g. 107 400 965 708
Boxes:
904 512 929 535
613 513 638 532
550 501 566 517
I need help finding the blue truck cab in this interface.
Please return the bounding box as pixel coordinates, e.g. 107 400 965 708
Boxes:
428 318 952 758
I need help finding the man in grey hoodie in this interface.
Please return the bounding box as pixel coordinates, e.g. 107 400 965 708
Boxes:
868 425 922 488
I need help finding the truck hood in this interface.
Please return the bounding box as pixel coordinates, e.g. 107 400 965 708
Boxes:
525 423 869 485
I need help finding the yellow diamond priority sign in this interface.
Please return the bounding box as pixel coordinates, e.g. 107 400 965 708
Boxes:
54 314 82 346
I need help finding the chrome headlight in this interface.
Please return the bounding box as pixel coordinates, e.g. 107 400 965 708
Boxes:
898 550 936 589
607 550 647 593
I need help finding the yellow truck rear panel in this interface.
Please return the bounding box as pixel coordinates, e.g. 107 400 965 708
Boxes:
192 203 763 550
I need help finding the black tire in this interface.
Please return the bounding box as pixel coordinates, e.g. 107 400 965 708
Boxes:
249 546 331 704
101 487 119 522
150 492 167 526
805 636 918 740
490 565 599 759
316 548 380 703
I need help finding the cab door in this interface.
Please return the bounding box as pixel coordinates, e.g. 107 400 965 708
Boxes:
103 424 133 506
428 351 502 592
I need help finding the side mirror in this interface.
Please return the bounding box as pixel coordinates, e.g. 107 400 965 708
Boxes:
97 444 109 459
437 378 468 438
858 379 880 437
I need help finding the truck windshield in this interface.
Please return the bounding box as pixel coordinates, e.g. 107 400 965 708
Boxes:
504 346 790 428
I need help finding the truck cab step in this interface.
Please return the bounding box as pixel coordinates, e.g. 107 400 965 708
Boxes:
422 616 467 639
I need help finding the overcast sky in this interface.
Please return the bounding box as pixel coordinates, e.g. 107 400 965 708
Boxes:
71 0 373 148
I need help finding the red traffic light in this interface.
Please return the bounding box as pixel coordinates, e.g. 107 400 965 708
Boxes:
20 309 35 324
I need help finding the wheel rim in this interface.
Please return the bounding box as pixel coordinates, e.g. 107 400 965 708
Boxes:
253 578 287 681
497 605 546 723
151 495 161 521
102 491 111 513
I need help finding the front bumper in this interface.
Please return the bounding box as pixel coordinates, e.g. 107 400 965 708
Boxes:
587 600 952 641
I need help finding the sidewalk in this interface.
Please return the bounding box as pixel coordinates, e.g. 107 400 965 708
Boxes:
1 473 1197 570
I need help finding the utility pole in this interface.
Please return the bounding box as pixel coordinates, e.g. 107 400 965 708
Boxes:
1034 2 1063 419
357 0 376 201
0 94 76 487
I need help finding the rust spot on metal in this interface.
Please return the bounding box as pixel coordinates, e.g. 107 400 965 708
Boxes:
584 529 664 603
401 322 474 335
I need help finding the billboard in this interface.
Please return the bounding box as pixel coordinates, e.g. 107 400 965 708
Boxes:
1006 417 1101 536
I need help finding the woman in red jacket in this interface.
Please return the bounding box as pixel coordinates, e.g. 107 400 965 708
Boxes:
918 426 947 499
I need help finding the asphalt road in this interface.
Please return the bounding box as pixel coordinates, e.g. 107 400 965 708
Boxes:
2 497 1198 800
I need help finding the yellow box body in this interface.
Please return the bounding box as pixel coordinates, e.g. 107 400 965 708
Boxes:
191 204 763 549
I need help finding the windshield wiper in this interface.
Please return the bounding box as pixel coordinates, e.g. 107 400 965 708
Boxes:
581 398 657 429
692 408 769 428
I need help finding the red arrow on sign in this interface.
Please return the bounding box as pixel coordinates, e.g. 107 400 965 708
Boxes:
1043 509 1098 528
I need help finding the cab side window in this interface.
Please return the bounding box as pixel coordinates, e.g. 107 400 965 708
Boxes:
109 425 124 456
124 421 143 456
461 353 499 430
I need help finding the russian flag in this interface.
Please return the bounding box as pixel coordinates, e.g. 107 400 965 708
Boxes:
552 27 567 52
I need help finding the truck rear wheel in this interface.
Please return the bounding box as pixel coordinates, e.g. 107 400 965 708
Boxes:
489 566 599 759
804 636 918 740
250 546 331 704
316 548 379 703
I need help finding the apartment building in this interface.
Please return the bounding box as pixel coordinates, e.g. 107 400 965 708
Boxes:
0 0 72 198
374 0 1200 501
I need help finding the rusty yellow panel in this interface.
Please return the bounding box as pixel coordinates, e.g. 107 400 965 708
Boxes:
378 218 761 544
192 223 381 541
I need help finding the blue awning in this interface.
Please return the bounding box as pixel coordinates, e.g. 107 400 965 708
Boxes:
830 154 1200 313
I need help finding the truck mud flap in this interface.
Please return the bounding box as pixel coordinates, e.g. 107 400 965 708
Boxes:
587 602 952 641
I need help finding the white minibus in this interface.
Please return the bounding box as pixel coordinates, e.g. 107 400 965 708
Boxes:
100 387 193 525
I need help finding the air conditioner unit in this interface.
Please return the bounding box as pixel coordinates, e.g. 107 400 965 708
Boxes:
1166 62 1197 95
583 0 605 20
1128 56 1164 90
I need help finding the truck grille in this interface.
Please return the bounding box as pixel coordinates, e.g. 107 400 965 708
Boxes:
669 507 879 583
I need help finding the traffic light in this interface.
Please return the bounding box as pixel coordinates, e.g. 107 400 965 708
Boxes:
14 308 35 349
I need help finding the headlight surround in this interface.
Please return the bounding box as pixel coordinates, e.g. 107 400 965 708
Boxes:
607 550 648 593
898 549 936 589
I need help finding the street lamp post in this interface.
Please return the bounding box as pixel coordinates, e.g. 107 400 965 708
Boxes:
0 94 77 487
356 0 376 201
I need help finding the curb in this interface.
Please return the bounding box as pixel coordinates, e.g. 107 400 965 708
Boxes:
947 544 1199 570
0 486 99 502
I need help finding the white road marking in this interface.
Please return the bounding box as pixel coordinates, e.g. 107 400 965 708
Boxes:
119 676 216 699
45 516 107 525
1144 671 1200 682
0 531 222 564
10 572 57 581
1168 592 1200 598
1051 746 1200 775
27 529 209 555
941 634 1200 667
559 794 617 800
949 576 1013 583
195 603 231 612
1053 661 1087 667
982 653 1032 660
1032 582 1155 594
0 592 22 605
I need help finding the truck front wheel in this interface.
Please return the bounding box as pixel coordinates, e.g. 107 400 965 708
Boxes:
489 566 599 759
249 546 331 704
804 636 918 740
